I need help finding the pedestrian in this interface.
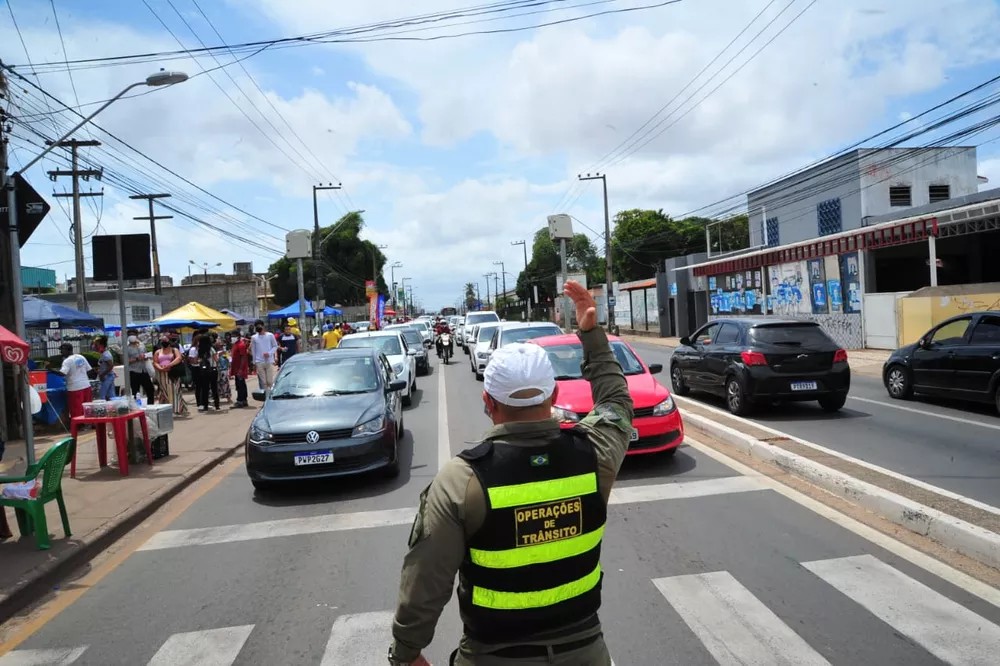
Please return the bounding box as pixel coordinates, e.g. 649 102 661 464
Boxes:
53 342 92 421
153 336 187 416
92 336 117 401
278 323 300 365
215 337 232 404
230 330 250 407
388 280 633 666
126 334 156 404
250 319 278 390
194 334 220 412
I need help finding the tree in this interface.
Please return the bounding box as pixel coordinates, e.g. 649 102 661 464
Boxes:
515 228 603 306
464 282 477 310
267 211 387 307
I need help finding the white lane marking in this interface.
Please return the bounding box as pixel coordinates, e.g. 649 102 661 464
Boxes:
438 359 451 472
685 435 1000 609
674 395 1000 517
320 611 393 666
146 625 254 666
137 507 417 551
609 475 766 505
803 554 1000 665
0 647 88 665
137 476 769 551
848 395 1000 433
653 571 830 666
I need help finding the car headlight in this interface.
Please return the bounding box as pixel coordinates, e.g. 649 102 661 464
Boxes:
353 415 386 437
393 363 404 374
652 396 676 416
249 424 273 445
551 406 580 423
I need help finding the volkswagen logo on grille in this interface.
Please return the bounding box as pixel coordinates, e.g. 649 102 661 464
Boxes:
305 430 320 444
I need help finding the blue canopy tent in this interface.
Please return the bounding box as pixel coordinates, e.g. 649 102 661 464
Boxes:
103 322 152 332
322 305 342 316
22 295 104 329
267 300 316 318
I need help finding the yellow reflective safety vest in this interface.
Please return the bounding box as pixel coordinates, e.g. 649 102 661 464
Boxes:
456 429 606 644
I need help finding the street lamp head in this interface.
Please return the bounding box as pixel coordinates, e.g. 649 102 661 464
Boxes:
146 71 189 87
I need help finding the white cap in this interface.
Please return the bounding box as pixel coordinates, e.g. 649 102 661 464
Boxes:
483 343 556 407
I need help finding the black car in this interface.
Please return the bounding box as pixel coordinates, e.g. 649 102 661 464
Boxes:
671 318 851 416
245 347 407 491
883 311 1000 413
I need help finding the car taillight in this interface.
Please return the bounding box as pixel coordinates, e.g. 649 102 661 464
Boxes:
834 349 848 364
740 350 768 366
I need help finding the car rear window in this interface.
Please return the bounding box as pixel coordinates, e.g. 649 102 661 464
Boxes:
466 312 500 326
750 324 834 347
500 326 561 344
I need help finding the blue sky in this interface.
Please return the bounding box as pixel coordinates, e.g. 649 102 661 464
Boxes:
4 0 1000 310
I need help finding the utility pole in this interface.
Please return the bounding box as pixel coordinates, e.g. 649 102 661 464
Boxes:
512 240 529 320
483 273 493 309
49 139 102 312
390 261 402 311
372 244 388 284
493 261 506 313
129 193 171 294
475 282 481 310
312 183 340 309
492 273 500 310
578 172 615 332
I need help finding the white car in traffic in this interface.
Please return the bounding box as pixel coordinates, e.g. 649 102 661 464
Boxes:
337 330 418 406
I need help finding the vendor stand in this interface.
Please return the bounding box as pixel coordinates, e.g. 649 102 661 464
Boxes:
0 324 32 538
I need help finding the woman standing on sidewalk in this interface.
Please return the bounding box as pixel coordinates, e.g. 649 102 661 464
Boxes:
153 337 188 417
215 336 232 404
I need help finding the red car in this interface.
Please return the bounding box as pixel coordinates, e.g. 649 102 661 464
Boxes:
531 334 684 456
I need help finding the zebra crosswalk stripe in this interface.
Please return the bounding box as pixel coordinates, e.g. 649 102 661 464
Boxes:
146 625 254 666
0 647 88 666
320 611 394 666
652 571 831 666
803 554 1000 666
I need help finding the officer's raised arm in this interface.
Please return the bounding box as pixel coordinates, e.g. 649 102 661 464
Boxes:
564 280 634 500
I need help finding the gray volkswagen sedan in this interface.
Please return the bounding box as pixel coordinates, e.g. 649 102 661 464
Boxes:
244 347 407 491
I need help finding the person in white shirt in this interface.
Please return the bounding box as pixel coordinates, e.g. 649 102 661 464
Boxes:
250 320 278 390
55 342 93 420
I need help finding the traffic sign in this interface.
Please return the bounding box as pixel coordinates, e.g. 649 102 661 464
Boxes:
608 296 616 306
0 174 52 246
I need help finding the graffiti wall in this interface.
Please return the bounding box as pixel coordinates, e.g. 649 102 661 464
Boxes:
709 269 765 316
767 261 811 315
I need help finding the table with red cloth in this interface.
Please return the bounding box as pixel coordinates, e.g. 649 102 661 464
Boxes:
69 411 152 478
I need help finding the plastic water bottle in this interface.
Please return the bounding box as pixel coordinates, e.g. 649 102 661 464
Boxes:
133 393 143 409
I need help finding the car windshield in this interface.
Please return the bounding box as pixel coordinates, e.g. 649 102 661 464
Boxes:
542 341 645 378
750 324 833 347
339 335 403 356
401 331 423 347
500 326 561 345
477 325 499 342
270 356 379 397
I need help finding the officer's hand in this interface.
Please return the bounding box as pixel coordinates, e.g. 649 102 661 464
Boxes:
563 280 597 332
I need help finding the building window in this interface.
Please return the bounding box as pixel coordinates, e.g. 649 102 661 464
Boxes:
765 217 779 247
131 306 152 322
817 198 842 236
928 184 950 203
889 185 911 207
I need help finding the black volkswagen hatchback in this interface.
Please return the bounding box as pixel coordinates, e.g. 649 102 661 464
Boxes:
245 347 407 491
671 318 851 416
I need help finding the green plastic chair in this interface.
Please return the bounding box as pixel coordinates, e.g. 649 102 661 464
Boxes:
0 438 73 550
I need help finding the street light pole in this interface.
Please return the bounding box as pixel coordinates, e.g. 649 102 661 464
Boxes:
402 277 412 316
493 260 506 314
390 261 402 310
312 183 341 309
579 172 616 331
1 67 188 466
512 239 529 319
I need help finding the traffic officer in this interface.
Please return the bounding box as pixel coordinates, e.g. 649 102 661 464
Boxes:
388 280 633 665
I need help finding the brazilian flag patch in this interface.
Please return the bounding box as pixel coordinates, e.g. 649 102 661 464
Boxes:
530 453 550 467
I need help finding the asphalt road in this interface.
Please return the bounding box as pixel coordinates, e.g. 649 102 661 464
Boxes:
4 348 1000 665
629 341 1000 508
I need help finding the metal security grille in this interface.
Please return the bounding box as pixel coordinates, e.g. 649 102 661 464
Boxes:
765 217 779 247
817 198 842 236
889 185 912 207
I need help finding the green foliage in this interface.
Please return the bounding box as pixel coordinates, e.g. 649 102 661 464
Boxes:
515 228 604 305
464 282 477 310
611 210 750 282
267 211 387 307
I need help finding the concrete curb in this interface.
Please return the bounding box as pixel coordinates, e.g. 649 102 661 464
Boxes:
684 412 1000 571
0 440 245 624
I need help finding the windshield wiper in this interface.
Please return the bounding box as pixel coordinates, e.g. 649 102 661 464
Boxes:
322 389 372 395
270 393 306 399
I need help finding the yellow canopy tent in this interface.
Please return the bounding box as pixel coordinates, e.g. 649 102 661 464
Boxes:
153 302 237 330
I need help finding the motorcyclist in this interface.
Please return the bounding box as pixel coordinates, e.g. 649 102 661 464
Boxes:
434 319 452 358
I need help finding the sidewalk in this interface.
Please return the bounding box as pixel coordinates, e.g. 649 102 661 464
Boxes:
619 333 892 378
0 397 255 622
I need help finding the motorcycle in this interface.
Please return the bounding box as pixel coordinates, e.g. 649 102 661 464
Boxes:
441 333 452 364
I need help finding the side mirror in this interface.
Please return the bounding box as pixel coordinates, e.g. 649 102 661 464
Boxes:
648 363 663 375
388 379 407 392
679 336 691 346
252 390 266 402
407 349 417 356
